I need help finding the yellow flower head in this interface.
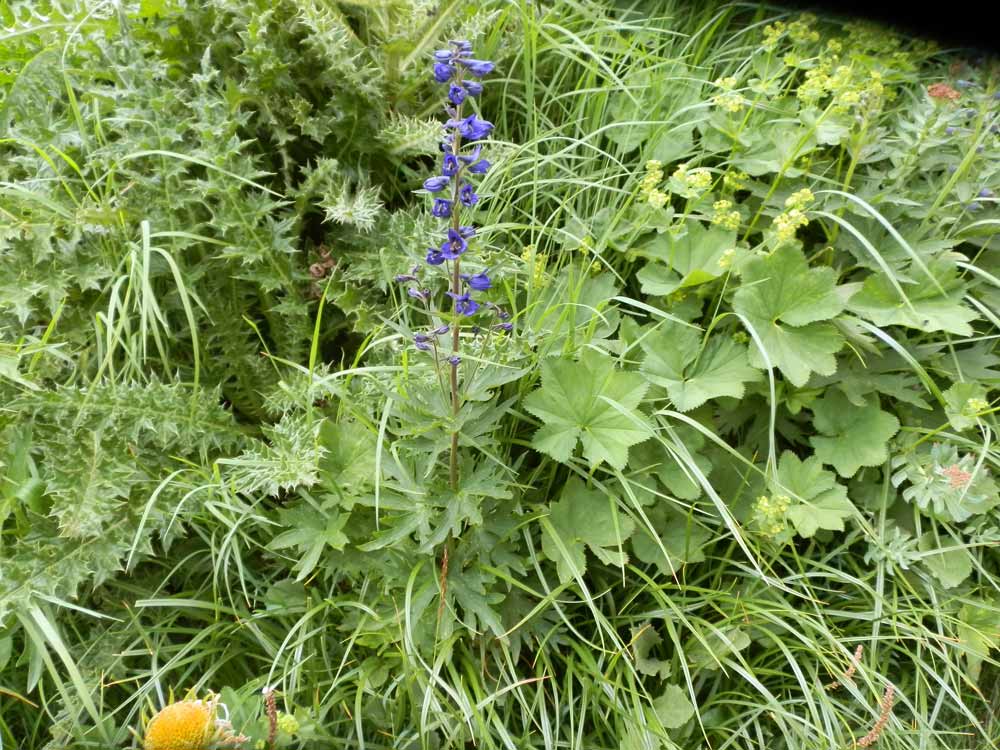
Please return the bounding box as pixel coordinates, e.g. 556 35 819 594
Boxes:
143 692 247 750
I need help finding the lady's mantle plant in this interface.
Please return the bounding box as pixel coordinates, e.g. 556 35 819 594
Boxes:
399 40 509 490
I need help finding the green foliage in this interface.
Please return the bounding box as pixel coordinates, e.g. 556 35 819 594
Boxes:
524 348 651 469
2 1 1000 750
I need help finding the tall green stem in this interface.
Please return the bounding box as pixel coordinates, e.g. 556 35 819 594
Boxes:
449 100 464 491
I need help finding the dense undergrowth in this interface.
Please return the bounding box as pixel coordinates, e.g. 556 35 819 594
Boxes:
1 1 999 748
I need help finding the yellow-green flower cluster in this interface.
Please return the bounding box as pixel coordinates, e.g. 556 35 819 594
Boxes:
639 159 669 208
794 49 891 114
754 494 790 538
965 397 989 414
711 76 745 113
785 188 815 211
762 21 786 50
773 209 809 243
711 200 741 230
716 247 736 270
671 163 712 198
723 170 749 192
276 712 300 735
521 245 550 288
787 14 820 44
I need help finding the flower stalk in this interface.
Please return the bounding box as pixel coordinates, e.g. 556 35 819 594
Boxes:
403 39 499 491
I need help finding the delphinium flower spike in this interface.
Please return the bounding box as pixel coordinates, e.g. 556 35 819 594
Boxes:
396 39 507 491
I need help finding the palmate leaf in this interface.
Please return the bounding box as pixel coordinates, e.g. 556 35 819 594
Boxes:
733 245 848 387
651 684 695 728
541 478 636 583
809 391 900 478
630 622 672 679
918 532 973 589
639 320 761 411
524 348 651 469
847 261 978 335
958 597 1000 682
770 451 854 537
635 221 737 296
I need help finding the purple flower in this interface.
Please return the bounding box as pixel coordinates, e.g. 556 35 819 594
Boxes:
432 325 450 335
464 81 483 97
469 159 490 174
414 332 433 351
450 40 473 56
423 176 450 192
459 182 479 207
459 144 482 163
447 114 494 141
433 63 454 83
408 287 430 300
433 49 453 62
447 291 479 316
426 248 446 265
978 188 994 198
968 201 984 211
945 126 957 135
461 59 495 78
495 322 513 332
442 153 460 177
395 272 418 282
458 225 476 239
467 271 491 291
440 228 468 260
432 198 453 218
448 83 467 105
448 355 461 366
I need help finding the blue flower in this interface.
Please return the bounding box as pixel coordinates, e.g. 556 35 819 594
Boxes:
447 291 479 316
495 322 513 332
945 126 957 135
447 114 494 141
459 182 479 207
466 271 491 291
442 153 460 177
469 158 490 174
451 40 473 55
458 225 476 239
433 49 453 62
423 175 450 192
440 228 468 260
408 287 430 300
432 324 450 335
448 83 467 105
448 355 461 366
979 188 994 198
414 332 433 351
426 248 446 265
459 144 482 163
461 59 495 78
968 201 983 211
464 81 483 97
956 79 976 89
432 198 453 218
433 63 455 83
